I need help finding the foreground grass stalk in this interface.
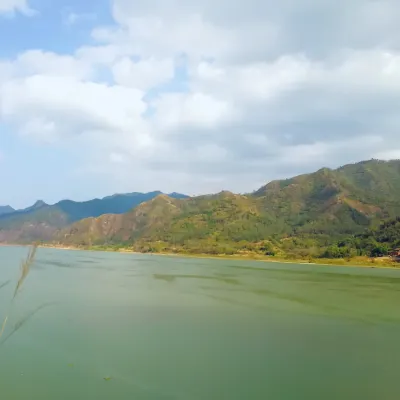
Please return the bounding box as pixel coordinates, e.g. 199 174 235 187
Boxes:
13 246 37 299
0 316 8 340
0 245 37 342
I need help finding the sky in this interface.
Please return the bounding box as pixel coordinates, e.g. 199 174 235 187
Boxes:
1 0 400 208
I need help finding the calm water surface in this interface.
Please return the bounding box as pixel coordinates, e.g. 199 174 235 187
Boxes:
1 246 400 399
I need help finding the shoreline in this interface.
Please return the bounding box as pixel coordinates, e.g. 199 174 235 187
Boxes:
2 243 398 269
34 243 400 270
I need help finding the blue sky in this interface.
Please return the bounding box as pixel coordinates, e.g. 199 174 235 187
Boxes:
0 0 112 207
1 0 400 208
0 0 109 56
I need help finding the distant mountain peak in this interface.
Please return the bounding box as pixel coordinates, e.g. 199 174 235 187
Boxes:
32 200 48 209
153 193 172 201
316 167 333 174
168 192 189 199
216 190 236 198
0 205 15 216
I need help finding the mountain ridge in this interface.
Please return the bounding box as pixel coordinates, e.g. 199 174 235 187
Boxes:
0 191 188 243
52 159 400 257
2 158 400 259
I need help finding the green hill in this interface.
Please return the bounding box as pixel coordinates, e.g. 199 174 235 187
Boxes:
54 159 400 257
0 192 188 243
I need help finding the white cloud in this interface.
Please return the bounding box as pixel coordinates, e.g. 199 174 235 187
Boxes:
0 0 35 16
14 50 93 79
63 12 96 27
374 149 400 161
2 0 400 199
109 152 129 164
153 91 238 131
109 0 400 62
1 75 147 138
112 57 174 90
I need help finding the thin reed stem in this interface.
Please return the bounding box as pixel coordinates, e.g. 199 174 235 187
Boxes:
0 245 37 342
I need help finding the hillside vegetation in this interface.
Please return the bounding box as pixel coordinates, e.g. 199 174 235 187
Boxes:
53 159 400 259
322 217 400 259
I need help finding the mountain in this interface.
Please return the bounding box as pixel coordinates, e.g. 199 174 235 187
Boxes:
0 191 188 243
56 191 262 250
0 206 15 216
23 200 48 212
54 159 400 257
54 191 187 221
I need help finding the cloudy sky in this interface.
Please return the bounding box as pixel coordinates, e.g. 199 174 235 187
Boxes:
1 0 400 208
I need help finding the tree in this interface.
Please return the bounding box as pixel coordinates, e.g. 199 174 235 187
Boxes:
370 244 389 258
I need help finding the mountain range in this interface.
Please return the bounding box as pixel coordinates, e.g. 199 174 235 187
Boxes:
52 159 400 257
0 191 188 243
2 159 400 259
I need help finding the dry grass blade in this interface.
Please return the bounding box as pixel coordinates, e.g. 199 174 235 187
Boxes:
0 245 38 341
0 280 10 292
13 245 37 299
0 302 56 347
0 316 8 341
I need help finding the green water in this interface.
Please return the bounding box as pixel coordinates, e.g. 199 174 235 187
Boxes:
1 247 400 399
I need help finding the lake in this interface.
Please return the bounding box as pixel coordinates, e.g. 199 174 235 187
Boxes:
0 246 400 399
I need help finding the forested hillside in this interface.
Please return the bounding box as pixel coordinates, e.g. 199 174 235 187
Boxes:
54 159 400 259
322 217 400 259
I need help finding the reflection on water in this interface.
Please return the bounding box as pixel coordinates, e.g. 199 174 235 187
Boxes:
153 273 241 285
39 260 73 269
0 246 400 399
